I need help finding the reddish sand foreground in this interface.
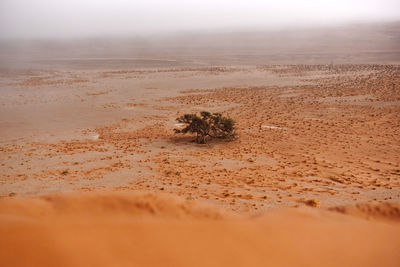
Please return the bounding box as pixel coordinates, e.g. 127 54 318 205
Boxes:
0 192 399 267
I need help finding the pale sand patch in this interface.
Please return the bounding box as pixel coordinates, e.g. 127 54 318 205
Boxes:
261 125 287 130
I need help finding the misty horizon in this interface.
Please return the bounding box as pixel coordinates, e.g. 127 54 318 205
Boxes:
1 0 400 39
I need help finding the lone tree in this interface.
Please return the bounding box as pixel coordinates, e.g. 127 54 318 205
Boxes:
174 111 236 144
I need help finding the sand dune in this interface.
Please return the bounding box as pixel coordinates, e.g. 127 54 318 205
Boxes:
0 192 399 267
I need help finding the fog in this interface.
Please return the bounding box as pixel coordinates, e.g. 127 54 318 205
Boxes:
1 0 399 39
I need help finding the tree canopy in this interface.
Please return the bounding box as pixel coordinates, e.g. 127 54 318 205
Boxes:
174 111 236 144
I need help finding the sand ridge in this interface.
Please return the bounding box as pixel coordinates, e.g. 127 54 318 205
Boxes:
0 192 400 267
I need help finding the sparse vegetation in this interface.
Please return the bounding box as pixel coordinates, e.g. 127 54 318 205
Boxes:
174 111 236 144
299 199 320 207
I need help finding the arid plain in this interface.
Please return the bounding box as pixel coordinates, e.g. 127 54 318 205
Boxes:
1 24 400 266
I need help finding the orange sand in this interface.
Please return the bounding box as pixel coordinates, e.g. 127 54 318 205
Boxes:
0 192 399 267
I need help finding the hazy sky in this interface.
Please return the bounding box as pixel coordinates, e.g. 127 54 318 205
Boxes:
1 0 399 38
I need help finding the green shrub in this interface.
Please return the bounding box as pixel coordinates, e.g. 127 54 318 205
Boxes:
174 111 236 144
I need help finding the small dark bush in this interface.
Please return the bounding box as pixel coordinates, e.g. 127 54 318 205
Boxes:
174 111 236 144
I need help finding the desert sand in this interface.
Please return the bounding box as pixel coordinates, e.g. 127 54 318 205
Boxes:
1 24 400 266
1 192 399 267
